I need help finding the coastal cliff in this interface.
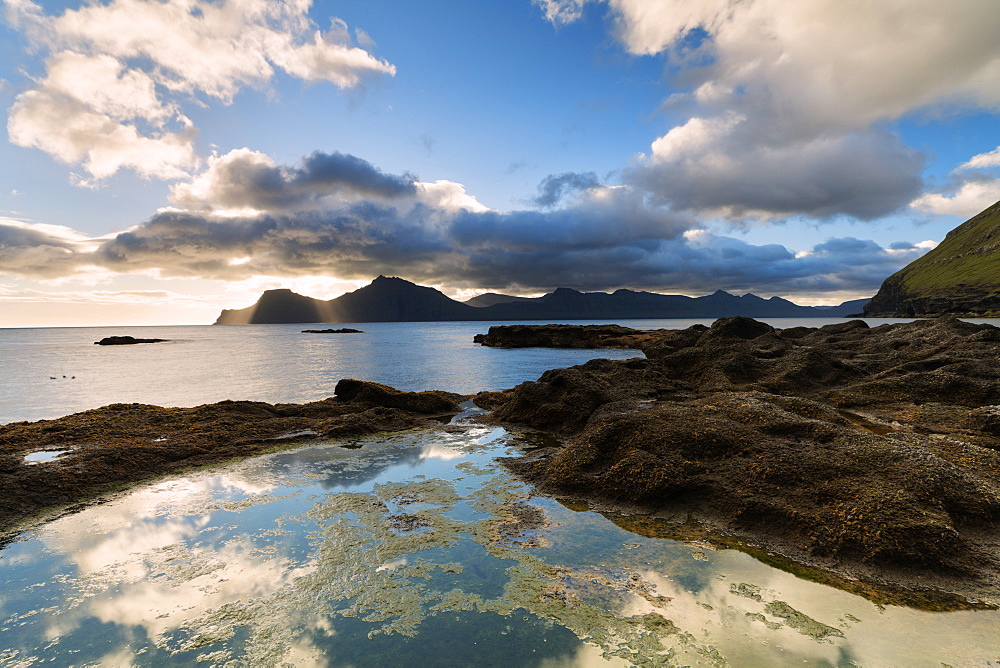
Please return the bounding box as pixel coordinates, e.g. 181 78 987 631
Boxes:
865 199 1000 317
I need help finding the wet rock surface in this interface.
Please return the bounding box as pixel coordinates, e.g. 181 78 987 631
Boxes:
0 379 464 535
478 317 1000 599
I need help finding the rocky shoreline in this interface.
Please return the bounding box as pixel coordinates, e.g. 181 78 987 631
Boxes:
0 379 463 535
476 317 1000 603
4 317 1000 604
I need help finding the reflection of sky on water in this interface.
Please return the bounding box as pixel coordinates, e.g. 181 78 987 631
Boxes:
2 421 1000 667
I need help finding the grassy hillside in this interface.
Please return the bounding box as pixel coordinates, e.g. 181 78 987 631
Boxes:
865 200 1000 316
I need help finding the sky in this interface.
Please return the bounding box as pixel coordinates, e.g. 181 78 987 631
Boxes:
1 0 999 327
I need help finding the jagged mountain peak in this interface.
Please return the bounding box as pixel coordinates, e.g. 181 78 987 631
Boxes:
215 277 869 324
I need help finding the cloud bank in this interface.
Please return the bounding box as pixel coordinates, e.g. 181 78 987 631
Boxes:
0 150 933 298
5 0 396 182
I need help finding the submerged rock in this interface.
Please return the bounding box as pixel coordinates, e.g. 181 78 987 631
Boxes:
480 318 1000 594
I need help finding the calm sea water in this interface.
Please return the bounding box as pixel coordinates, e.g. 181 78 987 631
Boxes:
0 320 648 425
0 317 938 425
3 317 1000 667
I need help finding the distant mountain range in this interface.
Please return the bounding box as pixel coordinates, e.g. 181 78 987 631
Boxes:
214 276 870 324
865 199 1000 317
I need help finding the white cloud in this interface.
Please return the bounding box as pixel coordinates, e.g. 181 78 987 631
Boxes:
604 0 1000 128
961 146 1000 170
6 0 396 182
43 51 173 122
7 85 199 181
911 143 1000 218
911 178 1000 218
533 0 589 25
47 0 395 100
543 0 1000 222
416 180 491 214
270 18 396 88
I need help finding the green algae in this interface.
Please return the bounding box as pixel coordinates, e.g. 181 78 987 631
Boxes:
151 433 717 666
729 583 763 601
745 612 782 630
763 601 844 641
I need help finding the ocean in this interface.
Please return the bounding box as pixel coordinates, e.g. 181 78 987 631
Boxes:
2 317 999 666
0 317 934 424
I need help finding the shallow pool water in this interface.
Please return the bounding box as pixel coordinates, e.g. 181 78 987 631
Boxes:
21 450 69 464
2 414 1000 667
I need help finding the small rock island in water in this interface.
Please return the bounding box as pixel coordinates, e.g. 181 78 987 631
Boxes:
475 317 1000 602
94 335 168 345
302 328 364 333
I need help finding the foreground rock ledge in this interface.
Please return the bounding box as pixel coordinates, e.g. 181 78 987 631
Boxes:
0 379 464 535
476 317 1000 603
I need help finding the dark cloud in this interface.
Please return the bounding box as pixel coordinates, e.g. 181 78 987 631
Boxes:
533 171 601 207
81 199 926 298
94 205 450 280
169 149 416 212
627 126 925 221
0 150 933 300
454 185 693 252
295 152 417 198
0 224 76 249
0 221 86 278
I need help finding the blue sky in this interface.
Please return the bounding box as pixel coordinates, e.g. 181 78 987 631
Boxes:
1 0 998 326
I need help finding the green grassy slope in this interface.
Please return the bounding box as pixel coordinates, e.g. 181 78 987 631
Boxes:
865 200 1000 316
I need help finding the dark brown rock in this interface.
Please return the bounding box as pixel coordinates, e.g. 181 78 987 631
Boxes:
95 336 168 345
484 318 1000 596
473 323 653 349
334 378 464 414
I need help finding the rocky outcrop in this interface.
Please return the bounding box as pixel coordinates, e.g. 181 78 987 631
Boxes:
0 380 464 534
865 199 1000 317
474 324 654 349
95 336 168 345
478 318 1000 597
302 328 364 333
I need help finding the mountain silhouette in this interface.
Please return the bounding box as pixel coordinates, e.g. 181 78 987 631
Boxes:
215 276 869 324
